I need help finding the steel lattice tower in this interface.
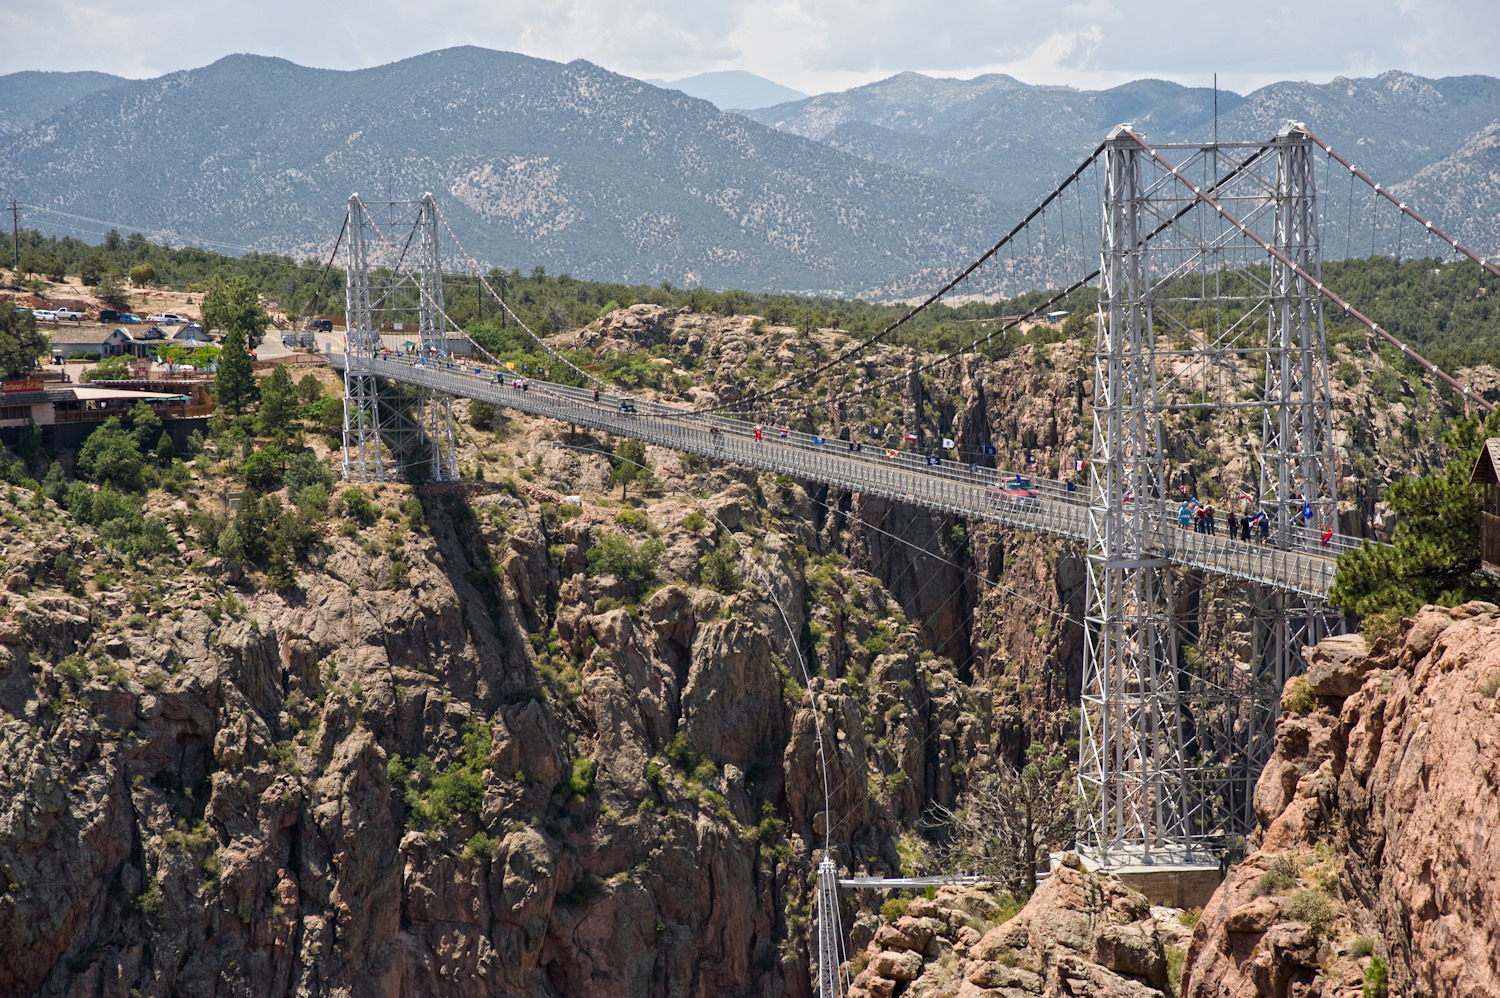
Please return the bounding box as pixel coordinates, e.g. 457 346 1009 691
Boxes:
1078 123 1343 865
814 858 843 998
341 193 459 483
1079 126 1195 865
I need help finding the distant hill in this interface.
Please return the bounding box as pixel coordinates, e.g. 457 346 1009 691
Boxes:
0 48 1000 296
649 70 807 110
0 70 127 135
742 71 1500 258
4 50 1500 299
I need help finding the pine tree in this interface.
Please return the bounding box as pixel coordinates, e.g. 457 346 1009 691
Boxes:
256 364 297 436
1330 411 1500 639
214 328 259 417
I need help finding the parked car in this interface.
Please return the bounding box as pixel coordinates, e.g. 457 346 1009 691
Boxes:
32 310 57 321
147 312 189 324
310 318 333 332
116 313 142 324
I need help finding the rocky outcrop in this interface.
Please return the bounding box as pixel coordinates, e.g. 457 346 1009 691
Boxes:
1184 605 1500 998
845 861 1176 998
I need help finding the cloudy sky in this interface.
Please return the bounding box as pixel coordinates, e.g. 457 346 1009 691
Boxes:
4 0 1497 94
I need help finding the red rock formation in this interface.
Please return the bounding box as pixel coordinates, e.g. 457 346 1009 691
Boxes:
1183 604 1500 998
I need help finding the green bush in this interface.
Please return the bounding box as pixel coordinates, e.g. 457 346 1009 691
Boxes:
1285 887 1334 934
284 451 332 499
342 486 378 525
880 896 910 921
1349 934 1377 958
241 445 286 491
584 533 662 598
1283 676 1315 715
568 758 596 798
463 832 497 861
1363 957 1389 998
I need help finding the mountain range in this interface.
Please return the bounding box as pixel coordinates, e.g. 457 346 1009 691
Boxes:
643 70 807 110
2 50 1499 297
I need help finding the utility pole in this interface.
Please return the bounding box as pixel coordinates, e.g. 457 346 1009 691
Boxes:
9 200 19 277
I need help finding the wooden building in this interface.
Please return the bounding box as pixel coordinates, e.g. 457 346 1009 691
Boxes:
1469 438 1500 576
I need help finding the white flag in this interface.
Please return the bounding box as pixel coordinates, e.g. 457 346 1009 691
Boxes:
942 438 955 449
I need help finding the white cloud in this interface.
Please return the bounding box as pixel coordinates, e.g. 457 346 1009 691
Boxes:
1 0 1496 93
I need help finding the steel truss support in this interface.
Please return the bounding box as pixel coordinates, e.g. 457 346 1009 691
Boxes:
1261 124 1338 551
341 193 459 483
416 193 460 482
1078 123 1345 866
1078 127 1200 866
814 857 844 998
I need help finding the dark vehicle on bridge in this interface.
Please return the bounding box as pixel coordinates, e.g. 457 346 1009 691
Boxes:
618 399 637 414
310 318 334 332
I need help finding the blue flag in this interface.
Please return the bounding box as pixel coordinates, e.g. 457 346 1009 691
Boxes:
968 462 978 473
1066 482 1077 492
982 445 997 456
870 426 883 437
812 435 825 445
1026 452 1036 464
926 456 941 466
849 442 862 452
1302 502 1313 520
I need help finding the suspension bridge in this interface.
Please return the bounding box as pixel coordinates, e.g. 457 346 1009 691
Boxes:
323 122 1497 997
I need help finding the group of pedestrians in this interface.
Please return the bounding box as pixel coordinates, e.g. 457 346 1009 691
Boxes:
1179 499 1269 542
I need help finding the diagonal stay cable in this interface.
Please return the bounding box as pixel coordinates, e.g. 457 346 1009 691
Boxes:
1122 128 1495 413
1303 127 1500 283
698 143 1111 416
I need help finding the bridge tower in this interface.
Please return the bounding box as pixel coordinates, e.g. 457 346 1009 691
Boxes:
1079 123 1343 865
341 193 459 483
1079 126 1197 865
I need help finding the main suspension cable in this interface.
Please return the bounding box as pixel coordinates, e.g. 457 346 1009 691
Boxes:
728 145 1273 426
696 142 1111 416
1303 126 1500 282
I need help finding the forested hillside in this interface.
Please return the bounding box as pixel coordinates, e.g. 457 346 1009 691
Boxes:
0 48 999 297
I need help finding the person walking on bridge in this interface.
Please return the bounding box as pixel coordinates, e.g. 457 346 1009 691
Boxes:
1241 512 1251 542
1226 508 1238 539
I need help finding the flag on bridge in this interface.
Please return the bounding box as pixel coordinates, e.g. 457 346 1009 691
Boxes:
1067 482 1077 493
926 456 941 466
942 437 955 450
968 462 979 473
870 426 883 438
779 428 789 439
1239 489 1255 503
1074 459 1087 471
982 445 997 456
905 431 918 443
1302 502 1314 520
812 435 825 445
885 448 899 459
1321 526 1334 545
849 442 862 453
1026 452 1036 464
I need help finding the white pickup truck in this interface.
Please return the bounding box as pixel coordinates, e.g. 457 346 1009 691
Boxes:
52 308 85 321
146 312 189 324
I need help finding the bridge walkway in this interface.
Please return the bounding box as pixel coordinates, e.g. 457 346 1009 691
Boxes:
333 354 1345 598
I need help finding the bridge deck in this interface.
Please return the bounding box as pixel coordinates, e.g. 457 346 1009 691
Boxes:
334 355 1344 597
